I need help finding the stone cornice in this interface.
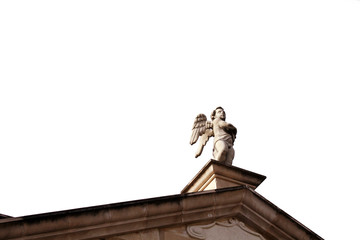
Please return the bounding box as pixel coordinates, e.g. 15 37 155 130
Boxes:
0 186 322 240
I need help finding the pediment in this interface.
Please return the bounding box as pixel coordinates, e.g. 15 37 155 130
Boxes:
0 185 322 240
109 218 265 240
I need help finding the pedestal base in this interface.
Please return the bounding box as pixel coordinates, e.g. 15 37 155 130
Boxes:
181 160 266 194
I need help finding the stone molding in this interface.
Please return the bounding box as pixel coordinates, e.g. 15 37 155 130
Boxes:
187 218 266 240
0 187 322 240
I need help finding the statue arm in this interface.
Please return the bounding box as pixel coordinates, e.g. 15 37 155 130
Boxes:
217 120 233 129
218 120 237 136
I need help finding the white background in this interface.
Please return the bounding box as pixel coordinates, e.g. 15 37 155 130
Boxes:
1 1 360 239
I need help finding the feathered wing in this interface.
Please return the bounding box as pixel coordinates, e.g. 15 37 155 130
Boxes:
195 128 213 158
190 114 214 158
190 114 207 145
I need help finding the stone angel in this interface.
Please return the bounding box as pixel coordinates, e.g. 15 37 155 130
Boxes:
190 107 237 165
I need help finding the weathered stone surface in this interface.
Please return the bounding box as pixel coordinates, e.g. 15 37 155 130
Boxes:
0 186 322 240
187 218 265 240
0 162 322 240
161 226 191 240
181 160 266 193
108 229 160 240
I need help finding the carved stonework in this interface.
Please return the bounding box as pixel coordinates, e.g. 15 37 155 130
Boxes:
187 218 265 240
190 107 237 165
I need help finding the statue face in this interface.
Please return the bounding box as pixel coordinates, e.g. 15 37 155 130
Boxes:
215 108 226 120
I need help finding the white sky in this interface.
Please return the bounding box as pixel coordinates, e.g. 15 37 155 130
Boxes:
1 1 360 239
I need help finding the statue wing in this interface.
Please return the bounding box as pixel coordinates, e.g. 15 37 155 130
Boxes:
195 128 213 158
190 114 214 158
190 114 208 145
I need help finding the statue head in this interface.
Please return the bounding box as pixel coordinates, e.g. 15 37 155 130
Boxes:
211 106 226 121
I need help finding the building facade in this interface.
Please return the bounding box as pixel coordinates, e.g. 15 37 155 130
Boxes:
0 160 323 240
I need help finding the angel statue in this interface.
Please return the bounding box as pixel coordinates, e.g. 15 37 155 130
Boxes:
190 106 237 166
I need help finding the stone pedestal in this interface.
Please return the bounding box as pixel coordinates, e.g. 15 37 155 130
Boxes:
181 160 266 194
